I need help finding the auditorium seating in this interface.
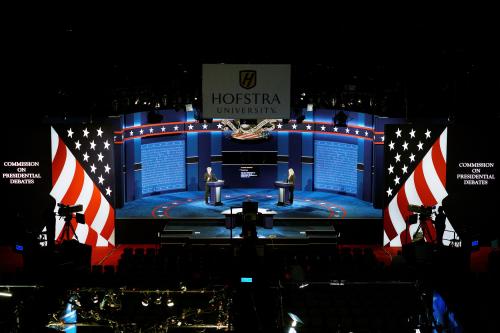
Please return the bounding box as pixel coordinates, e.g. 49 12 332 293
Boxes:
109 243 399 288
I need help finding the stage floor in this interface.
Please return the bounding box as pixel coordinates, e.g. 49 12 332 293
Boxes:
116 189 382 220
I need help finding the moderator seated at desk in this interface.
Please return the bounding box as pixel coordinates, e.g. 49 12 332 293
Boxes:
221 208 277 229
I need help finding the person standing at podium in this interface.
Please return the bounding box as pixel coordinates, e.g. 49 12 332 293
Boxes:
285 168 295 204
204 166 218 204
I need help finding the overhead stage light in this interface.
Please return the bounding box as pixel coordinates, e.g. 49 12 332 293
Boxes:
69 292 81 307
154 291 162 305
287 312 303 332
288 312 303 325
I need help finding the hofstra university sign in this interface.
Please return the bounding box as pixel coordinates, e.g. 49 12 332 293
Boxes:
202 64 290 119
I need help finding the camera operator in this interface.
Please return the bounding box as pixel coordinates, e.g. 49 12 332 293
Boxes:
434 206 447 246
42 195 57 250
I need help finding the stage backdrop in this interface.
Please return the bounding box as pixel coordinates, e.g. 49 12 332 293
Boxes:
383 123 500 247
115 109 380 205
50 122 116 247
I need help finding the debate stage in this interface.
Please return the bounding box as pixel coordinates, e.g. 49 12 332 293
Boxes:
115 189 382 244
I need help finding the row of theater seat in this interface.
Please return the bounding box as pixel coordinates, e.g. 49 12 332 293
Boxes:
98 245 409 288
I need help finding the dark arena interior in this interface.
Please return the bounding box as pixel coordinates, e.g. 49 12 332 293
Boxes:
1 12 499 332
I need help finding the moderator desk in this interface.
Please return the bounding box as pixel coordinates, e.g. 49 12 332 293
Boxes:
221 208 277 229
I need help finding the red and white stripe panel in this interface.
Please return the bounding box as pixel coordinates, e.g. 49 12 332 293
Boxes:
384 128 456 247
50 127 115 247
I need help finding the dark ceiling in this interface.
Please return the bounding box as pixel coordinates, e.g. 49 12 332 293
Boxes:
8 12 499 122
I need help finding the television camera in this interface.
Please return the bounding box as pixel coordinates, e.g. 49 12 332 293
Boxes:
57 203 83 216
57 203 85 224
407 204 436 243
57 203 86 242
408 204 436 220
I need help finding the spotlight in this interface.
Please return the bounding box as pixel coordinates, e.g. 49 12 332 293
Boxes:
180 283 187 292
92 293 99 304
154 293 162 305
185 104 194 112
288 312 303 325
299 283 309 289
69 293 81 307
100 291 121 310
108 292 121 309
287 312 303 333
331 97 336 107
306 103 314 112
0 291 12 298
167 298 174 307
141 296 150 307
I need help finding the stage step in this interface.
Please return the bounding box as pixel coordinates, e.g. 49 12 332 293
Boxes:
157 237 339 247
305 230 339 239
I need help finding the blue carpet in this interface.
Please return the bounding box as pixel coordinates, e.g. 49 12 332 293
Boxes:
116 189 381 219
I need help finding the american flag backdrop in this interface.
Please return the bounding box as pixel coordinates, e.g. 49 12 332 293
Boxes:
383 125 458 247
50 125 115 246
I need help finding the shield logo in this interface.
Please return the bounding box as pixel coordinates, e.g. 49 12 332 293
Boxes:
239 70 257 89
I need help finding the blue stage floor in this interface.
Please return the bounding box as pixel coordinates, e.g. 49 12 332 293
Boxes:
116 189 382 220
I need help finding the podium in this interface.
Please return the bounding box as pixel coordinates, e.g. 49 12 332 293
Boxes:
274 181 292 206
207 180 224 206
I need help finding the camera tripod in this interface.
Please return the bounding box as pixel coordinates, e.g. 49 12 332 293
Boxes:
59 215 79 243
414 216 434 243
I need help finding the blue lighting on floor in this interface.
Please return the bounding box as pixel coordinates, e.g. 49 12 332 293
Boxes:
433 292 462 333
62 302 77 332
116 189 381 219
